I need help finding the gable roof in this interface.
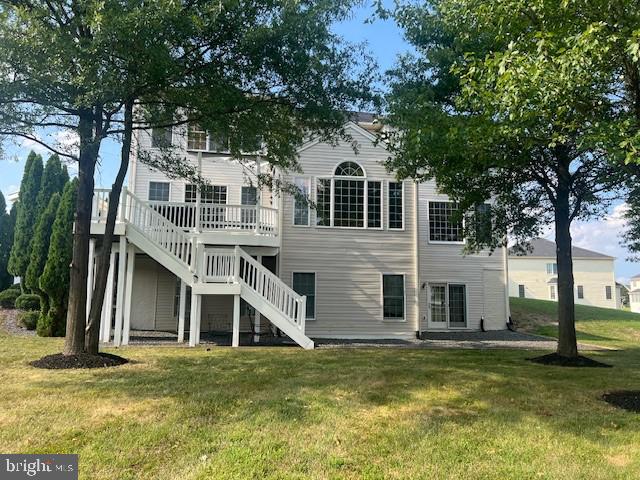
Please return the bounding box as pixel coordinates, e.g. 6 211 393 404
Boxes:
296 120 383 154
509 238 614 259
632 273 640 280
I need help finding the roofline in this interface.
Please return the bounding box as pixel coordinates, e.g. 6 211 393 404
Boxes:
296 121 384 154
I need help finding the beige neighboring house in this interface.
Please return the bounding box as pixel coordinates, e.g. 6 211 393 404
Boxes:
630 275 640 313
509 238 619 309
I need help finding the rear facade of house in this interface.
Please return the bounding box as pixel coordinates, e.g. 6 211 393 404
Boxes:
630 275 640 313
508 238 619 309
89 117 509 348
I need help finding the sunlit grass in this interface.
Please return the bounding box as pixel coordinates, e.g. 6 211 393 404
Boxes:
1 309 640 479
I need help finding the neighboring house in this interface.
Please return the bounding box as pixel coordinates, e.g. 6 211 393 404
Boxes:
616 282 630 310
88 114 510 349
630 275 640 314
509 238 618 309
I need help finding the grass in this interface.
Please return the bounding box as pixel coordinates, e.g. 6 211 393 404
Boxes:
511 297 640 349
2 307 640 479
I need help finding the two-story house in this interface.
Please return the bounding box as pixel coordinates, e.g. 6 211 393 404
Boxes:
88 115 510 349
630 275 640 313
508 238 619 309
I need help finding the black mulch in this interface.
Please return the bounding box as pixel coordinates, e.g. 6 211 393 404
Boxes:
528 352 612 368
30 352 128 370
602 391 640 413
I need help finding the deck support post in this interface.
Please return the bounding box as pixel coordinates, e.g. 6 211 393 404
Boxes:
189 291 201 347
254 255 262 343
113 236 127 346
177 280 187 343
122 244 135 345
100 250 116 343
86 239 96 319
232 294 240 347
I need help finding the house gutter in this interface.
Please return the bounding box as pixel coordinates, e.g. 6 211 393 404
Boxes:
414 181 421 337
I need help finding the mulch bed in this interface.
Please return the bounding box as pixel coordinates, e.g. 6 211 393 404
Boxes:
602 391 640 413
30 352 128 370
528 352 612 368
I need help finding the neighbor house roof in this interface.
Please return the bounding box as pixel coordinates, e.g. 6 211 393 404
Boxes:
632 273 640 280
509 238 614 259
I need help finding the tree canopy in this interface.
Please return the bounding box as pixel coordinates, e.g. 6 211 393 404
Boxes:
384 0 640 358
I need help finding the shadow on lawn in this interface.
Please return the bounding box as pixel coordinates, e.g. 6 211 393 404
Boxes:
29 347 640 441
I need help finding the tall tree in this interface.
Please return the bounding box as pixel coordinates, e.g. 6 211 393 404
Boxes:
34 155 68 222
0 192 14 290
385 0 639 359
8 151 43 290
40 179 78 337
0 1 375 355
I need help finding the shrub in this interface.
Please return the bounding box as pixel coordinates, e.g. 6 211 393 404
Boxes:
36 310 65 337
9 283 21 291
0 288 20 308
15 293 41 311
18 310 39 330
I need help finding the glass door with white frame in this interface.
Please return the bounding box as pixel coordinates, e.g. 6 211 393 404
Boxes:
427 283 468 329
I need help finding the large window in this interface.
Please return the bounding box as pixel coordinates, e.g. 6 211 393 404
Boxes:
151 127 172 148
428 201 463 242
292 273 315 320
293 177 310 226
334 178 364 227
388 182 403 229
382 274 405 320
367 181 382 228
546 263 558 275
184 184 227 204
428 284 467 327
148 182 170 202
473 203 492 244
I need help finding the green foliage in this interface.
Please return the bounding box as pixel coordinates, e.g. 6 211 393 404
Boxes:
8 152 43 283
8 282 20 291
34 155 67 222
24 192 61 316
0 191 15 290
18 310 38 330
15 293 41 311
0 288 19 308
40 179 77 335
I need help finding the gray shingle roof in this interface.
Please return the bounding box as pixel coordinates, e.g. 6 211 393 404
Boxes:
632 273 640 280
509 238 614 259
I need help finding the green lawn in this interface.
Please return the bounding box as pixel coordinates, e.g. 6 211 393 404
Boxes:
511 297 640 349
2 307 640 479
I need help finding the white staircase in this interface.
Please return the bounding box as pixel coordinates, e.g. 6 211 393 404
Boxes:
113 189 313 349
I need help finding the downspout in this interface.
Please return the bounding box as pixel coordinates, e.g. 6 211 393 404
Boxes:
413 181 421 338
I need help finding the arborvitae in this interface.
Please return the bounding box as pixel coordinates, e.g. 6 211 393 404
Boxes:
39 179 77 337
34 154 68 220
8 151 43 288
0 192 15 291
25 193 60 334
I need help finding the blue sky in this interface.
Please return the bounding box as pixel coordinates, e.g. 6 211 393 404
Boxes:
1 1 638 283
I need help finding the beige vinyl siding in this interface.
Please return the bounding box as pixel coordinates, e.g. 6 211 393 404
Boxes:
279 125 417 339
418 182 507 331
200 295 254 332
509 257 618 309
130 257 157 330
155 266 178 331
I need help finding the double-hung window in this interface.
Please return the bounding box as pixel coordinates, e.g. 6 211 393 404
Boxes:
577 285 584 299
151 127 172 148
388 182 403 229
518 284 525 298
292 272 315 319
428 201 463 242
187 123 207 150
382 274 405 321
293 178 310 226
148 181 170 202
605 285 613 300
184 184 227 204
546 263 558 275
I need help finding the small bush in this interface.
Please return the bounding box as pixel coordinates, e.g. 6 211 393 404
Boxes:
9 283 21 291
0 289 20 308
18 311 39 330
36 310 66 337
15 294 41 311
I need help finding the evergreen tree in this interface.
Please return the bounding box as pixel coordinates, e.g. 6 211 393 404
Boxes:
34 155 68 221
39 179 77 337
0 192 14 290
8 151 43 289
26 193 60 330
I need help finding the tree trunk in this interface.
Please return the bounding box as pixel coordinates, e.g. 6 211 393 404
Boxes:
554 158 578 358
85 101 134 355
63 112 99 355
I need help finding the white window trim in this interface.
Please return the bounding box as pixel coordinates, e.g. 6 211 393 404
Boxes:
184 184 229 204
427 282 469 329
292 177 311 227
292 271 316 321
381 273 407 322
426 200 466 245
386 180 405 231
518 284 525 298
148 180 171 202
549 284 557 301
577 285 584 300
186 127 263 154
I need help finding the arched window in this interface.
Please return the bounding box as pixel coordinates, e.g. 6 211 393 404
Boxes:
334 161 364 177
